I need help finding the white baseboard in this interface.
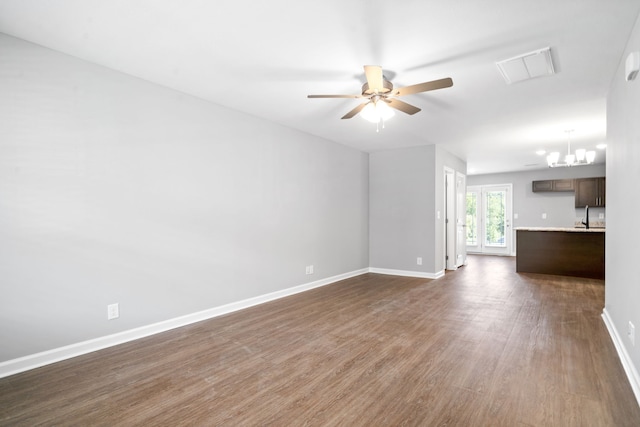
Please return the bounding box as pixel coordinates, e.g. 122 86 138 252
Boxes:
0 268 369 379
602 308 640 407
368 267 444 279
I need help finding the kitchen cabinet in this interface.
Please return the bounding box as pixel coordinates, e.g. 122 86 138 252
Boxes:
575 177 605 207
532 179 575 192
516 228 605 279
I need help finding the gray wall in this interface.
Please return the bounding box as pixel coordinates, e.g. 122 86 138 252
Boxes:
0 34 369 362
606 12 640 384
369 145 466 275
435 146 467 271
370 146 435 273
468 164 606 230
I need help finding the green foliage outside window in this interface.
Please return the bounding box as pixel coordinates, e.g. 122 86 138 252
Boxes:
485 191 505 245
466 193 477 245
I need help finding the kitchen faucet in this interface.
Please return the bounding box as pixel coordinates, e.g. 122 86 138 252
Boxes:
581 205 590 229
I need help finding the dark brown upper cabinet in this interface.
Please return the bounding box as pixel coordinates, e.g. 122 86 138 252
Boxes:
532 179 575 192
575 177 606 207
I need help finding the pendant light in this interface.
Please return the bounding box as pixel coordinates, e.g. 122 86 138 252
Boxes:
547 130 596 167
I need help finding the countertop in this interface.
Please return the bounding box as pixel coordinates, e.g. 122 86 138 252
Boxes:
515 227 605 233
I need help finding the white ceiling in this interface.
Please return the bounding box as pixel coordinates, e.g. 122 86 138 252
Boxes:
1 0 639 175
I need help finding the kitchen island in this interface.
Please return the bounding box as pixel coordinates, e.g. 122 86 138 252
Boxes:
515 227 605 279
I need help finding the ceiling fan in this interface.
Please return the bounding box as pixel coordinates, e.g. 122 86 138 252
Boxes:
308 65 453 121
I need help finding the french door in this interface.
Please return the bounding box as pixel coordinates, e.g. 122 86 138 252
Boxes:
466 184 512 255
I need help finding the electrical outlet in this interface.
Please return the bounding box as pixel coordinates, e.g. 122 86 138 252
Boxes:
305 265 314 275
629 321 635 346
514 213 519 219
107 303 119 320
417 257 422 265
599 213 605 219
542 213 547 219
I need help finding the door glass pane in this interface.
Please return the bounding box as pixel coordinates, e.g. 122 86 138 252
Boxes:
485 190 506 247
466 192 477 246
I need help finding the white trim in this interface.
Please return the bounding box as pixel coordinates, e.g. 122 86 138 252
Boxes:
369 267 445 279
602 308 640 407
0 268 368 379
444 166 456 270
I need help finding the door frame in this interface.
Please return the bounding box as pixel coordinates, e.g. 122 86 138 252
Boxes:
444 167 467 270
444 168 456 270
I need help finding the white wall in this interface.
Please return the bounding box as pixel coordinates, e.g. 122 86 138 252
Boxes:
0 34 369 363
468 164 606 229
605 11 640 399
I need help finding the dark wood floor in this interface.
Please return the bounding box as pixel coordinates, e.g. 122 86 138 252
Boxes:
1 255 639 426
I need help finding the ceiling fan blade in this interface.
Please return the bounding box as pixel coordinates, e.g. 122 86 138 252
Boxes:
341 102 368 119
364 65 384 93
393 77 453 97
308 94 363 98
386 98 421 115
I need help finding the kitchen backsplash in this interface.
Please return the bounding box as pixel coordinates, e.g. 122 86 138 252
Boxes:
574 220 606 228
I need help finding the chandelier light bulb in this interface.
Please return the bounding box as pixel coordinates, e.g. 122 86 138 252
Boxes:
547 152 560 166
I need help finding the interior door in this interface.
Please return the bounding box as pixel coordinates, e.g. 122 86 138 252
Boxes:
455 172 467 267
466 184 512 255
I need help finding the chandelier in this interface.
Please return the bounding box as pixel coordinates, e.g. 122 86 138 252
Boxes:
547 130 596 167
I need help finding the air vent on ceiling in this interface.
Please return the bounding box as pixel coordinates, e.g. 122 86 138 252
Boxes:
496 47 555 84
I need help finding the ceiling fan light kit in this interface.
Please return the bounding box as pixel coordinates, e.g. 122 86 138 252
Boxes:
360 99 395 122
307 65 453 131
546 130 596 168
